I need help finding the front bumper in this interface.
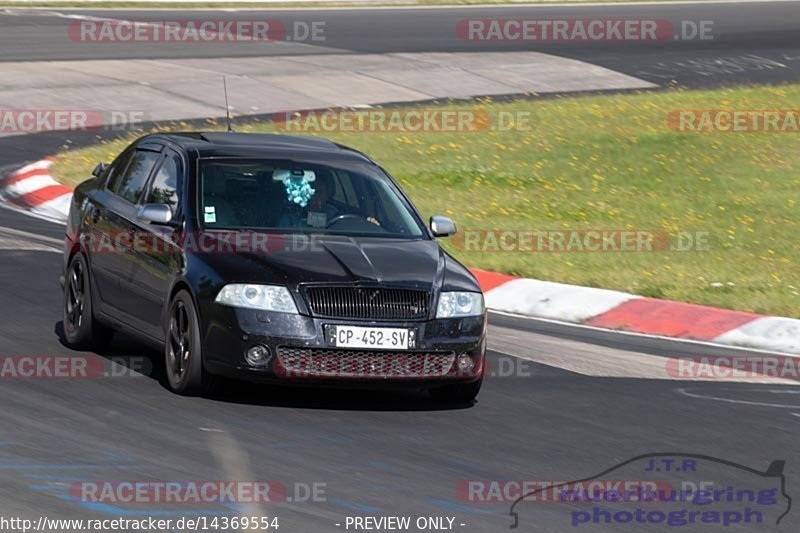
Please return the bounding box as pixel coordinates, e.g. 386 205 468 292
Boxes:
201 304 486 387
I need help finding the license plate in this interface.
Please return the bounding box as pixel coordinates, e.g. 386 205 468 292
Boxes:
326 325 416 350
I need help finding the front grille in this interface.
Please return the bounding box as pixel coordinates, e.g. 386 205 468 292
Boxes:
304 286 430 320
275 347 456 379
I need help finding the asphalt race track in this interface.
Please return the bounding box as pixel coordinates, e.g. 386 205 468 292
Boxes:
3 1 800 87
0 202 798 531
0 1 799 532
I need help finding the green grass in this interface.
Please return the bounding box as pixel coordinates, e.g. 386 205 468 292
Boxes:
51 85 800 317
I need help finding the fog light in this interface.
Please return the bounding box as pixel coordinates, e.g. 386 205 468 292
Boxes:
457 353 474 372
246 345 271 366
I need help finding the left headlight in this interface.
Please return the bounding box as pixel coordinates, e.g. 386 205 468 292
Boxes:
215 284 298 313
436 291 484 318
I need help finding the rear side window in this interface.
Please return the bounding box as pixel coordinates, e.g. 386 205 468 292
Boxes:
145 152 181 212
112 150 161 204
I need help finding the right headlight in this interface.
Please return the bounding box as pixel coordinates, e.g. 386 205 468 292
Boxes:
215 284 298 313
436 291 484 318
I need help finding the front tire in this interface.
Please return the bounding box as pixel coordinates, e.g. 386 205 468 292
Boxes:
165 290 215 396
429 378 483 404
63 253 113 350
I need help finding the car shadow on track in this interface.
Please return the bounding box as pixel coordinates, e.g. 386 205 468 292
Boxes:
55 321 476 412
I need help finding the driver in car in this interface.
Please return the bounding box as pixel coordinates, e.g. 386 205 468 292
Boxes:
280 171 379 229
276 171 339 228
305 171 341 226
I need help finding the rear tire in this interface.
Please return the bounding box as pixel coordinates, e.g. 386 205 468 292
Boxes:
165 290 216 396
429 378 482 404
63 253 114 350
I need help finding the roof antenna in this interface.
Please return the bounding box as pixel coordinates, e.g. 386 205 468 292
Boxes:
223 76 234 132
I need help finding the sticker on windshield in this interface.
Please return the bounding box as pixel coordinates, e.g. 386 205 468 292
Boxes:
204 206 216 223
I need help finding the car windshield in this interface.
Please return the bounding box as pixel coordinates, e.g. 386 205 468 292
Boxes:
198 158 426 238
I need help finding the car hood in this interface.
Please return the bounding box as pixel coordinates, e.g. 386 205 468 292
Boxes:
197 234 478 293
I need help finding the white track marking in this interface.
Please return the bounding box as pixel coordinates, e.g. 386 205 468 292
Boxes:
4 175 58 197
486 278 638 323
714 316 800 355
7 160 52 175
675 387 800 408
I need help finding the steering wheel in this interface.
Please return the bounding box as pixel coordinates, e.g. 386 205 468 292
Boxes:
325 214 367 228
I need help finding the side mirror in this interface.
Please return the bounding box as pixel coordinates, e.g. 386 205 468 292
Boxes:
430 215 457 237
137 204 173 226
92 162 109 178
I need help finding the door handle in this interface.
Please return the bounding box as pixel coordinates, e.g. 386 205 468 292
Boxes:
92 208 102 224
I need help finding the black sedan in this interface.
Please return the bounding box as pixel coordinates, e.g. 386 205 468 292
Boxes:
62 132 486 401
